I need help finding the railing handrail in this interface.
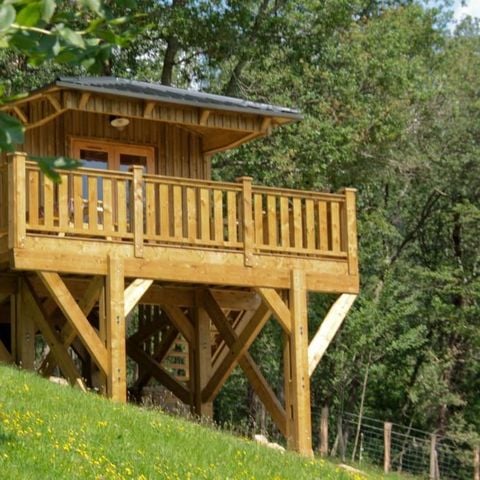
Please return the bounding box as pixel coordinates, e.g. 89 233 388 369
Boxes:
252 184 346 201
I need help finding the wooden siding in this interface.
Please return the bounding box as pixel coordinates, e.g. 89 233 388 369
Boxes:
20 109 210 179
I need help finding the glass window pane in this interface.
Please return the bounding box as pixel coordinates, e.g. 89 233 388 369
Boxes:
119 154 148 172
80 149 109 170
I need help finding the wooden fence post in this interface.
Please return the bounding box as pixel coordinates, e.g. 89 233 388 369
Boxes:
7 152 26 249
384 422 392 473
131 165 144 258
430 434 438 480
237 176 254 267
320 406 329 457
474 446 479 480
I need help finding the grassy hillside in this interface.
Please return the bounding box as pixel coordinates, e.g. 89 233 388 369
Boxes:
0 365 375 480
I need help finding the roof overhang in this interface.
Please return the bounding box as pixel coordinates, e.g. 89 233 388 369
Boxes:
1 77 303 154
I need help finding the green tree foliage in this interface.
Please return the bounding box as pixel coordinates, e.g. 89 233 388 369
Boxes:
0 0 141 156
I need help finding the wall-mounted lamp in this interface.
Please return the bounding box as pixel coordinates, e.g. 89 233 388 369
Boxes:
110 116 130 131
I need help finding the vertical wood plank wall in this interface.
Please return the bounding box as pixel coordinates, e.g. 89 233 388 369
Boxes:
21 110 209 179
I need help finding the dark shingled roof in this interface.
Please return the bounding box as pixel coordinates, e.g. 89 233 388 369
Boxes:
55 77 302 120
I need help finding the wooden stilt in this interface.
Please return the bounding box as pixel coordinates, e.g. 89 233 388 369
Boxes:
283 330 294 443
106 255 126 402
10 294 17 363
94 283 107 393
15 279 35 369
287 269 313 457
194 291 213 417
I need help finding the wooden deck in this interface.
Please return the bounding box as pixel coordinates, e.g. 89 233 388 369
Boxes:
0 153 358 293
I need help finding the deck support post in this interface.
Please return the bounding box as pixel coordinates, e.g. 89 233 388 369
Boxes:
106 255 126 402
14 278 35 369
285 269 313 457
193 290 213 417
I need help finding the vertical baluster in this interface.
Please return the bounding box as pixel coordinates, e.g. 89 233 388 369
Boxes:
73 174 83 230
58 174 69 230
43 176 54 228
103 178 113 234
317 201 328 251
146 181 156 239
88 176 97 231
213 189 223 243
173 185 183 239
292 197 303 249
267 195 277 247
186 187 197 241
199 188 210 242
227 191 237 243
254 193 264 246
330 201 341 251
117 180 127 235
28 170 39 227
305 199 315 250
280 196 290 247
159 184 170 238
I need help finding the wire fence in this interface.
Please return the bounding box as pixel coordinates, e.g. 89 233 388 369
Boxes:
311 407 478 480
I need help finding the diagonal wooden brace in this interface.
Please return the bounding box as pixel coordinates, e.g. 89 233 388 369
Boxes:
127 341 190 404
23 279 85 390
201 289 287 436
39 275 104 376
131 325 179 392
37 271 109 376
256 287 291 333
124 279 153 317
308 293 357 377
202 302 271 403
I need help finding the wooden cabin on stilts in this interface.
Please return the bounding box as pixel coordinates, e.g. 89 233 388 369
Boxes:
0 77 359 457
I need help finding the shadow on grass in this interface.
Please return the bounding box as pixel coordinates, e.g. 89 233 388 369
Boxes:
0 429 16 444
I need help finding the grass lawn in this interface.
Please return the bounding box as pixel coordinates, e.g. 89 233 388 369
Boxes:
0 364 396 480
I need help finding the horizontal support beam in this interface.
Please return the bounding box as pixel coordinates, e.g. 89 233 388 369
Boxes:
13 242 359 294
28 277 262 311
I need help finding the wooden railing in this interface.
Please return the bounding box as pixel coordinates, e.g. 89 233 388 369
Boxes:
6 153 357 268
